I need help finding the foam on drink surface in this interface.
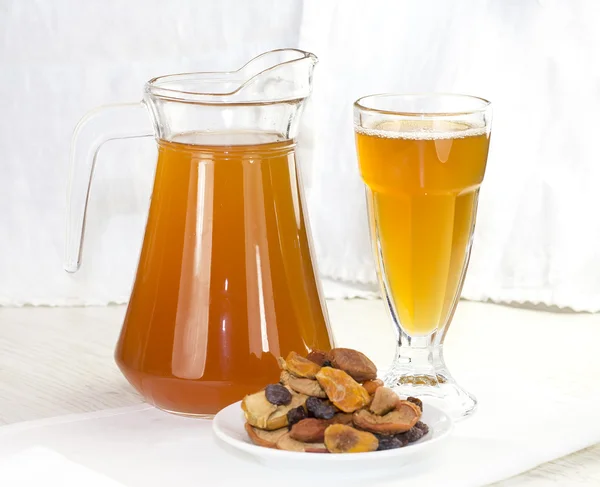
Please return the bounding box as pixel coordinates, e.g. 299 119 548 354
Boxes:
355 119 488 140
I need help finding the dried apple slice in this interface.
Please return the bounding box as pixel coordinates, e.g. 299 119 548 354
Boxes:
242 391 278 429
276 432 328 453
245 423 287 448
369 387 399 415
353 400 421 434
287 375 327 398
243 390 308 430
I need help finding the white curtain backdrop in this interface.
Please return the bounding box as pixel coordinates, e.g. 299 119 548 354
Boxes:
2 0 600 310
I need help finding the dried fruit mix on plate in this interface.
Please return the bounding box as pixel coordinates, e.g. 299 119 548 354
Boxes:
241 347 429 453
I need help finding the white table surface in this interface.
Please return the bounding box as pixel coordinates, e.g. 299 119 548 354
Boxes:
0 300 599 486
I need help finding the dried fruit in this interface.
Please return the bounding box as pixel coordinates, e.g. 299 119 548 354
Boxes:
362 379 384 395
306 396 336 420
245 423 288 448
266 392 308 430
330 348 377 382
290 418 330 443
277 356 287 370
396 399 422 423
242 391 278 429
284 351 321 379
415 421 429 435
324 424 379 453
396 424 427 444
279 370 291 385
306 349 331 366
286 375 327 398
407 396 423 412
331 413 354 426
276 433 328 453
265 384 292 405
376 435 406 450
243 389 308 430
374 423 427 450
289 413 357 443
316 367 371 413
286 405 307 428
353 400 421 434
369 387 399 415
244 348 429 454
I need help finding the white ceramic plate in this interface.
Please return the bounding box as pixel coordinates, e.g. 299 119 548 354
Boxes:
213 400 453 472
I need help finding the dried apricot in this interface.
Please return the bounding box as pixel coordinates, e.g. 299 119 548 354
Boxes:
245 423 287 448
369 387 399 415
353 400 421 434
362 379 384 395
315 367 370 413
276 433 328 453
330 348 377 382
324 424 378 453
284 351 322 379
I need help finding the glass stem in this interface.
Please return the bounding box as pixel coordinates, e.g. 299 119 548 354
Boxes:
386 331 441 386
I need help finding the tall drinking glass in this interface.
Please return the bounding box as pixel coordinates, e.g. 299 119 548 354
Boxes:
354 94 492 419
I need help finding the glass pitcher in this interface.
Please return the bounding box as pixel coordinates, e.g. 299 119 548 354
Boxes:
65 49 333 417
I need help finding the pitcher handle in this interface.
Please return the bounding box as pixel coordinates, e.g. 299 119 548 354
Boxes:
65 102 154 273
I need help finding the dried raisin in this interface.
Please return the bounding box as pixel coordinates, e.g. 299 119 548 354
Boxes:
265 384 292 405
286 405 307 428
414 421 429 435
306 396 336 420
376 435 406 450
396 425 426 444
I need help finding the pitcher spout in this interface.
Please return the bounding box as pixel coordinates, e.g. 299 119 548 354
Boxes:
146 49 318 105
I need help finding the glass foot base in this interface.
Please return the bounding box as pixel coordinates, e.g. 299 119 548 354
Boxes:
383 345 477 421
